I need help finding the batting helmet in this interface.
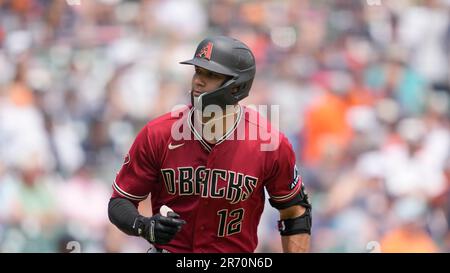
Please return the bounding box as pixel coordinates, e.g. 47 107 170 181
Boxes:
180 36 256 110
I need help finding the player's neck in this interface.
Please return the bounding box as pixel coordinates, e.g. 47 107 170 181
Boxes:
194 105 240 144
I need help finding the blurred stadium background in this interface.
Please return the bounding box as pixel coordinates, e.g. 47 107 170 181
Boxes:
0 0 449 253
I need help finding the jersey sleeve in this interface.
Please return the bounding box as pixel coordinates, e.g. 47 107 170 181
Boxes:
111 125 159 205
264 134 304 210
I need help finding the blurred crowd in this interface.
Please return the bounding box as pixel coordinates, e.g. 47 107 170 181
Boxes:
0 0 449 253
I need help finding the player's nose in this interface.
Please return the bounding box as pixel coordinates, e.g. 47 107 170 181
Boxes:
193 73 206 87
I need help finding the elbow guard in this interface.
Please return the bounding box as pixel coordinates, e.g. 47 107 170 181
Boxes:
278 184 312 236
278 207 312 236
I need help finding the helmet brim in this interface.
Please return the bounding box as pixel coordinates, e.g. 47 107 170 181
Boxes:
180 58 238 77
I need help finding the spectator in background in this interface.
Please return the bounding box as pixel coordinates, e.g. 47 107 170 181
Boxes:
0 159 60 252
365 46 428 116
302 70 354 167
381 197 439 253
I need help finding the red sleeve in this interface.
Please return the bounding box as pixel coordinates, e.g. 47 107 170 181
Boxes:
264 134 303 209
111 125 159 205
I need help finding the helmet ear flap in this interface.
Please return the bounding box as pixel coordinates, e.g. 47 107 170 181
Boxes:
234 84 248 100
232 83 246 98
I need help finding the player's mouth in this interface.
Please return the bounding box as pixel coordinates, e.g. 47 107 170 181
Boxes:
192 90 205 97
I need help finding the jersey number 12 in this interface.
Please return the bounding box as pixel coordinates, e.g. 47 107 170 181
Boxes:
217 208 245 237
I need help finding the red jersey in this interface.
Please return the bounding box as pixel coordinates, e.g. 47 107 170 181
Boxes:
111 105 302 253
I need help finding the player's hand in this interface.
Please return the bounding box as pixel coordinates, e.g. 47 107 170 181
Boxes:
135 212 186 245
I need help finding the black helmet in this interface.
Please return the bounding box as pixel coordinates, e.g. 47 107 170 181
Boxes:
180 36 256 110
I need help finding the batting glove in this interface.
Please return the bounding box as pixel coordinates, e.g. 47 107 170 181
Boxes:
134 212 186 245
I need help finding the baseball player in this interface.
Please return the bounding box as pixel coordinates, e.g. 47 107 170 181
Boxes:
108 36 311 253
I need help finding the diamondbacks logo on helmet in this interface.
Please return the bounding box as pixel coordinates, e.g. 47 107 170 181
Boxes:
196 42 213 60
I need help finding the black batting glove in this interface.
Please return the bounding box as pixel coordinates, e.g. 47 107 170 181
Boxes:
134 212 186 245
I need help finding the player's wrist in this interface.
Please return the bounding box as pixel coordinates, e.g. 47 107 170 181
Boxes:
133 215 149 238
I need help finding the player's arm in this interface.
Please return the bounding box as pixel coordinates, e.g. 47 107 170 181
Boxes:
108 197 185 245
265 134 312 253
108 197 141 236
279 203 311 253
108 125 185 245
270 183 312 253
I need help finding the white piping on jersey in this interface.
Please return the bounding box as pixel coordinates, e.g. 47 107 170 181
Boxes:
187 111 212 152
113 179 149 201
187 105 243 152
269 179 302 202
